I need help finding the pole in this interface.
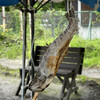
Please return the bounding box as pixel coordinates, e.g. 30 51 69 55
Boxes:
2 6 5 32
88 11 92 40
51 1 55 37
29 9 35 100
67 0 70 12
29 0 35 99
78 0 81 26
30 9 35 86
20 11 23 39
21 8 27 100
65 0 67 11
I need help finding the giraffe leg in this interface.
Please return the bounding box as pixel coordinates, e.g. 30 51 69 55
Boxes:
32 92 39 100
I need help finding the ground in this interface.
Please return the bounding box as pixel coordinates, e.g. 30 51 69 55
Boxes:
0 58 100 100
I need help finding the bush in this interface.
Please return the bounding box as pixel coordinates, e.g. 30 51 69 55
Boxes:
70 35 100 68
0 10 100 68
0 34 22 59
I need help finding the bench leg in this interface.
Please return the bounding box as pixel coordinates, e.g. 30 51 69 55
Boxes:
57 76 63 83
59 76 67 100
24 73 30 94
66 88 71 100
15 70 29 96
73 79 78 94
65 75 78 100
65 80 78 100
15 81 22 96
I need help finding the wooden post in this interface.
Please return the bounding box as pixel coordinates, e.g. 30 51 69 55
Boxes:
2 7 5 32
21 8 27 100
51 1 55 37
29 13 31 39
20 11 23 39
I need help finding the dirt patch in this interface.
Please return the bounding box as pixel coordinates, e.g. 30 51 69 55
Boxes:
82 68 100 78
0 58 100 100
0 76 20 100
0 75 100 100
75 81 100 100
0 58 29 69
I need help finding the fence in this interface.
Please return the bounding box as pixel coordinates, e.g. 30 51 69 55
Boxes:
77 11 100 39
0 10 100 40
0 10 20 35
35 11 100 40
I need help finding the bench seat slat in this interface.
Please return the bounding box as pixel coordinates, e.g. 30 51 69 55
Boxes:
59 63 77 69
57 68 74 76
35 50 45 55
62 57 79 63
68 47 84 52
66 53 81 58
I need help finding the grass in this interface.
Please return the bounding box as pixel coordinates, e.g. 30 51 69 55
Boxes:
0 34 23 59
77 75 100 85
0 64 19 77
0 33 100 68
70 35 100 68
77 75 89 84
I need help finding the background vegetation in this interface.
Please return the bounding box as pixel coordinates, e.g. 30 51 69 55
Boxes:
0 31 100 68
0 9 100 69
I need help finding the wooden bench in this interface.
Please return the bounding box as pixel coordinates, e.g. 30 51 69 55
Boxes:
16 46 85 100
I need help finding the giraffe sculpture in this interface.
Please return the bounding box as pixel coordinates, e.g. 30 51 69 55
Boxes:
29 8 77 100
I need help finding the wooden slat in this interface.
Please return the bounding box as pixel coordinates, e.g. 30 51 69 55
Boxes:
65 53 81 58
36 50 45 56
68 47 84 52
62 57 79 63
35 55 43 60
36 46 85 53
59 63 77 69
57 68 74 76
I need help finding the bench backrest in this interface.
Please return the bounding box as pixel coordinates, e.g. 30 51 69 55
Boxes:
34 46 85 74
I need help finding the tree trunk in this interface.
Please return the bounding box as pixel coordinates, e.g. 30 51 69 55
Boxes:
29 9 77 92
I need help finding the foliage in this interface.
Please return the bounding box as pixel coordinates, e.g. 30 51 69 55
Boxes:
1 31 100 68
28 1 65 11
0 33 22 59
0 25 8 35
77 75 88 83
70 35 100 68
0 10 100 68
95 11 100 23
6 10 20 34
